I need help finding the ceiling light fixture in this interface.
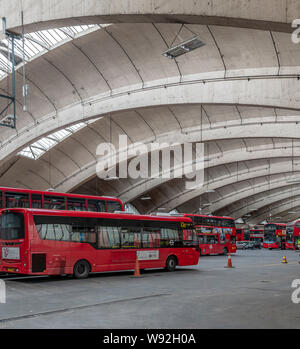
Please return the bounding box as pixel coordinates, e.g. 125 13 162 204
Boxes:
141 196 151 201
162 36 205 59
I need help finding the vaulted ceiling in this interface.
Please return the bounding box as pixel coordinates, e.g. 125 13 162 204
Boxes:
1 1 300 224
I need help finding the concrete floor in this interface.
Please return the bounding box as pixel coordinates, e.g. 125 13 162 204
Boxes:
0 249 300 329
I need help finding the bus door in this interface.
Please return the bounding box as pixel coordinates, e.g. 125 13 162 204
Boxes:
0 211 27 273
208 234 222 254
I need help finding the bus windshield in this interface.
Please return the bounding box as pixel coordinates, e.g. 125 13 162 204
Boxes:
286 224 294 243
0 212 24 240
264 224 276 242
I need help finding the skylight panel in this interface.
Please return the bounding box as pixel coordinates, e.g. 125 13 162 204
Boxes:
18 121 89 159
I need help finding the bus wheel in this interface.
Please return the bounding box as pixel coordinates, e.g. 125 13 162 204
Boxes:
73 260 90 279
223 248 228 256
165 256 177 272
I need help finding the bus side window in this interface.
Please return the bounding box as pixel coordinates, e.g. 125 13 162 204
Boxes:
31 194 42 208
87 199 106 212
106 200 122 213
142 228 161 248
120 227 141 248
67 197 86 211
5 192 30 208
160 228 181 247
44 195 65 210
97 226 120 249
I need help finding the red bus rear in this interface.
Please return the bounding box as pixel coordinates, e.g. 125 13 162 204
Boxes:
0 208 199 278
183 214 236 255
263 223 287 249
0 186 124 212
286 220 300 250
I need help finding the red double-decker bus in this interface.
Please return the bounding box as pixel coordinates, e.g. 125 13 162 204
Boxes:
263 223 287 249
236 227 250 241
286 220 300 250
0 186 124 212
249 228 264 246
183 214 236 255
0 208 199 278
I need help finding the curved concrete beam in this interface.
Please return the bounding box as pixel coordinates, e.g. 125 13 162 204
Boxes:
2 0 298 34
248 195 300 224
55 131 300 194
203 178 300 217
148 160 300 213
2 74 300 168
221 185 300 220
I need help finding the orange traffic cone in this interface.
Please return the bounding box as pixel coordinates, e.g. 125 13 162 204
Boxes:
134 257 141 277
282 256 288 264
225 253 234 268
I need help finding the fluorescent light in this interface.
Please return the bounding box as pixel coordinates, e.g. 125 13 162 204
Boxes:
141 196 151 201
288 211 297 214
162 36 205 59
205 189 215 193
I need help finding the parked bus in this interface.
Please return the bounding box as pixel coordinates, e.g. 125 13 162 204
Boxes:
286 220 300 250
263 223 287 249
0 208 199 278
196 232 225 256
236 227 250 242
0 186 124 212
249 228 264 247
183 214 236 255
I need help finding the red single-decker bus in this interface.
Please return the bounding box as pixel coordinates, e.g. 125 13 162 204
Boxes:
0 208 199 278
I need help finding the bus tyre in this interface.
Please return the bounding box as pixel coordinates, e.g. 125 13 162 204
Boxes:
223 248 228 255
165 256 177 272
73 260 90 279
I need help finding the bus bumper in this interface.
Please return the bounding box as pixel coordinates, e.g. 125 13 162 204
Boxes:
0 259 28 274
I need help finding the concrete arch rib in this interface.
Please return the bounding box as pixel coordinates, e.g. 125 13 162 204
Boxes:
218 185 300 221
3 0 299 34
36 129 300 192
2 76 300 167
247 194 300 224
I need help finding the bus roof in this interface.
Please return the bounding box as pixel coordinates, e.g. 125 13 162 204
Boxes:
183 214 234 220
1 208 193 223
287 219 300 225
0 186 122 201
264 222 286 227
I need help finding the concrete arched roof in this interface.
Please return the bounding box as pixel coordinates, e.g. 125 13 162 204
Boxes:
1 10 300 222
1 24 300 167
2 0 299 34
